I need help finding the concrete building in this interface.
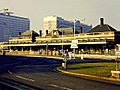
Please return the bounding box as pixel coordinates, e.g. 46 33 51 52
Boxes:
43 16 92 36
0 13 30 42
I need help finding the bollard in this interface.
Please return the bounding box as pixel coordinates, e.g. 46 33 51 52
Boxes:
81 54 84 60
62 53 67 69
3 51 5 56
68 52 72 60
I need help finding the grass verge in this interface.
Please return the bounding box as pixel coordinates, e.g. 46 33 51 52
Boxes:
59 62 116 77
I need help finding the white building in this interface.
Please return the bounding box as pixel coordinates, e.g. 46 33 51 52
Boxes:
43 16 92 36
0 13 30 42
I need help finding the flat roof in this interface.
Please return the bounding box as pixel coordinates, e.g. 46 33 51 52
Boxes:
0 13 29 20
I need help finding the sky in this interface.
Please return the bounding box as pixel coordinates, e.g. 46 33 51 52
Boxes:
0 0 120 32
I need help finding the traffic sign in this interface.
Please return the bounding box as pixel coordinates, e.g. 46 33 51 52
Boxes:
72 40 78 44
71 40 78 48
70 43 78 48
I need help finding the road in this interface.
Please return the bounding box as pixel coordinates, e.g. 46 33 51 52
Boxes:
0 55 120 90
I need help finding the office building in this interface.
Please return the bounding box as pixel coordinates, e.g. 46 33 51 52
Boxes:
0 13 30 42
43 16 92 36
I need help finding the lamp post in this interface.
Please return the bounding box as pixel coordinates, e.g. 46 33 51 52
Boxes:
58 20 64 57
62 29 64 57
73 20 76 59
74 20 76 37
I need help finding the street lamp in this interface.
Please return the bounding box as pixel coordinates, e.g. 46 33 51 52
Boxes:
74 20 76 37
62 29 64 57
58 20 64 57
73 20 76 59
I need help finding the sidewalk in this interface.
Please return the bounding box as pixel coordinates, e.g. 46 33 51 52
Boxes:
57 67 120 85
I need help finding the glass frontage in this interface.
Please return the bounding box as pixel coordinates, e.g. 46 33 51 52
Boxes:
0 14 30 42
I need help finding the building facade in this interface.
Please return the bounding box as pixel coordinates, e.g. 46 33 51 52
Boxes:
1 18 120 56
2 30 119 56
43 16 92 36
0 13 30 42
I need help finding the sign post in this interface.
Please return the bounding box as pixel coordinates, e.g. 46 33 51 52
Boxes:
70 40 78 59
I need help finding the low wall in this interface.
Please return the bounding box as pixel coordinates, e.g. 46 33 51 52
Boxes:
1 51 120 60
0 51 60 56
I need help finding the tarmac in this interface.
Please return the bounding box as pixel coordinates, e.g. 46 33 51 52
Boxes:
25 55 120 85
5 54 120 85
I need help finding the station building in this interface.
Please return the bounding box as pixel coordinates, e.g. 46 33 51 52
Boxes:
1 18 120 56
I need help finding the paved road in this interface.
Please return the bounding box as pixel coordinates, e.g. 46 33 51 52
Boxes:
0 55 120 90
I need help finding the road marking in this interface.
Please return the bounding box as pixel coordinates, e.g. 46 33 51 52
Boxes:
8 70 35 82
16 75 35 82
49 84 73 90
8 70 13 74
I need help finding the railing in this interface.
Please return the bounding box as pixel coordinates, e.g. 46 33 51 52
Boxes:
3 40 109 46
36 32 114 42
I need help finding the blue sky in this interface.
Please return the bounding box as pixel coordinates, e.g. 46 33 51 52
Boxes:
0 0 120 32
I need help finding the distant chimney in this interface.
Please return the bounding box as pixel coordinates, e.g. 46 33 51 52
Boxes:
46 30 48 35
19 32 21 35
100 18 104 25
39 30 42 36
80 27 83 33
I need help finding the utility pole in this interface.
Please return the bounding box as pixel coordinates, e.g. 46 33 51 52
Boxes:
46 44 48 55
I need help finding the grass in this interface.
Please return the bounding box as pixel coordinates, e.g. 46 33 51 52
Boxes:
60 62 117 77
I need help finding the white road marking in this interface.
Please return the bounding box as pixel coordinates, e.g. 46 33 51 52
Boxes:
49 84 73 90
8 70 35 82
8 70 13 74
16 75 35 82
